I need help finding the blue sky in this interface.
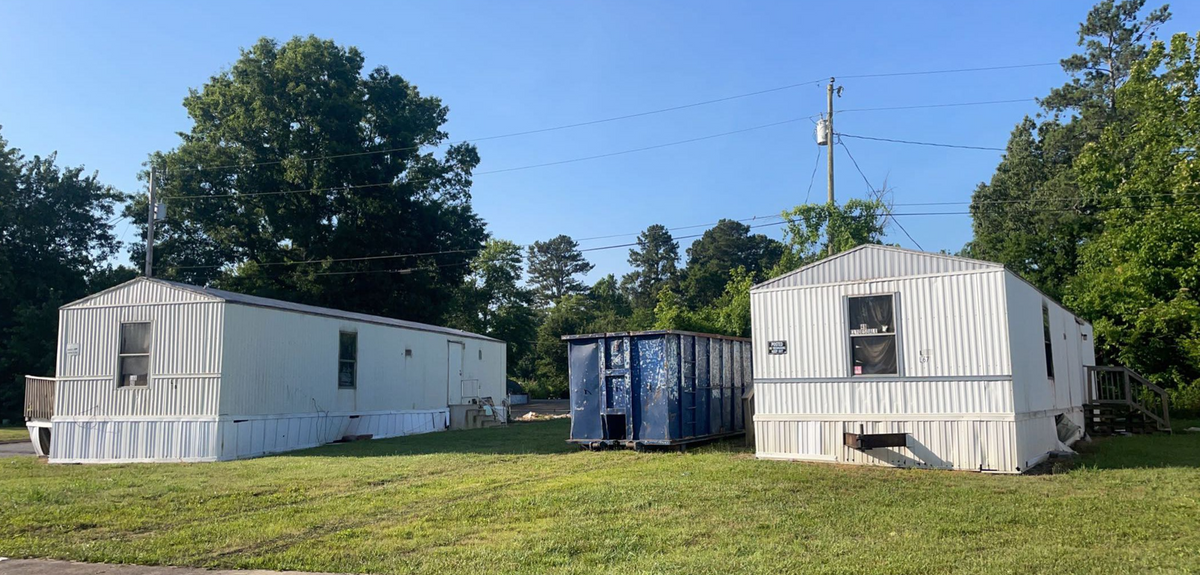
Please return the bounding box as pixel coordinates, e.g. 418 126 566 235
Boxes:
2 1 1196 281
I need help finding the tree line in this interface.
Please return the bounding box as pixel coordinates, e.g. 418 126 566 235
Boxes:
2 0 1198 418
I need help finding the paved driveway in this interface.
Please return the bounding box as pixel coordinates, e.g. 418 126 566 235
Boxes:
0 441 35 457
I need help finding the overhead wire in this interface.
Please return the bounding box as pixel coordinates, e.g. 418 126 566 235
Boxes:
161 61 1057 175
835 132 1005 152
165 117 814 201
837 98 1035 114
838 140 924 250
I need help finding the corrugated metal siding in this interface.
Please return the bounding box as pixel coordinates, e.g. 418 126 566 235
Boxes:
751 270 1010 380
221 304 505 416
756 379 1013 416
50 419 220 463
56 377 220 417
756 419 1021 473
1004 273 1092 415
755 245 1000 290
217 410 447 460
57 302 223 379
64 279 219 308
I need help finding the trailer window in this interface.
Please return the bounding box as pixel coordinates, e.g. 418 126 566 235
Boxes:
848 295 897 376
338 331 357 388
117 322 151 387
1043 305 1055 380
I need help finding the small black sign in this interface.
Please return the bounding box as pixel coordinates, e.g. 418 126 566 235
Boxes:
767 340 788 355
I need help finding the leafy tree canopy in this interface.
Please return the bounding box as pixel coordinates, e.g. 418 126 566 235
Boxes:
126 35 486 324
681 219 783 309
1066 33 1200 410
0 128 127 418
967 1 1170 299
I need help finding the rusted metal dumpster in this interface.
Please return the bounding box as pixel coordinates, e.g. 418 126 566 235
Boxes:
562 330 752 449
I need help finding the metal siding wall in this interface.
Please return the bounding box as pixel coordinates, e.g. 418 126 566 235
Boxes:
221 304 505 416
756 379 1013 415
755 419 1020 473
56 377 220 417
65 279 217 308
216 410 448 460
751 270 1010 380
1004 273 1089 416
757 247 997 290
56 301 223 417
50 419 220 463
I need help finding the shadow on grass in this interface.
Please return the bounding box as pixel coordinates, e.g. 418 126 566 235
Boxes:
280 418 580 457
278 418 756 458
1074 418 1200 470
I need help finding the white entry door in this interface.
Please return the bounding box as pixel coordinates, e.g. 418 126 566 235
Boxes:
447 341 465 405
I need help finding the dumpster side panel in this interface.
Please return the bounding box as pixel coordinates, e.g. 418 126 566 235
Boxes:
568 340 602 441
696 337 711 437
634 335 669 441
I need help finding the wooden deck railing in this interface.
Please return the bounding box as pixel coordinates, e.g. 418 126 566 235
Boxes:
23 376 55 420
1086 366 1171 432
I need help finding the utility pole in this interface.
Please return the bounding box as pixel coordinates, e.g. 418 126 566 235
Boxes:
826 78 836 254
826 78 835 206
145 165 156 278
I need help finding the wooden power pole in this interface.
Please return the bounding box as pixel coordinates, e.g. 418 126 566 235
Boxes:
826 78 836 254
826 78 835 206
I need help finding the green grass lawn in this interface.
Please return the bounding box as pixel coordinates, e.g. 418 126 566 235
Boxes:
0 425 29 442
1 420 1197 575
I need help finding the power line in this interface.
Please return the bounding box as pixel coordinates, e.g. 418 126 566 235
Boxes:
162 62 1058 175
166 117 813 201
575 213 783 243
803 147 822 204
839 141 924 250
835 132 1005 152
837 98 1035 114
838 62 1058 80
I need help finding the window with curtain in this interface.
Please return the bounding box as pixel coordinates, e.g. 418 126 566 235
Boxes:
338 331 357 388
117 322 151 387
848 295 897 376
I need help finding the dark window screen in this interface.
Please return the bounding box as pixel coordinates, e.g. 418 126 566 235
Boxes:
339 332 357 388
118 322 150 387
848 295 894 334
848 295 897 376
1043 305 1055 380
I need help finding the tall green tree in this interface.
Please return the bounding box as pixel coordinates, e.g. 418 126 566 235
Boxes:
966 0 1170 299
450 239 537 378
126 36 486 324
526 234 593 307
0 128 125 419
622 224 679 309
771 199 888 277
1067 33 1200 411
680 219 783 309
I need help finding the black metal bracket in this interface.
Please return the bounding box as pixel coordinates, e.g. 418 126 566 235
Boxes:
844 432 908 450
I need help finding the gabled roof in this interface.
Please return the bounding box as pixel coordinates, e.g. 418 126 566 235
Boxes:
752 244 1002 291
63 277 501 343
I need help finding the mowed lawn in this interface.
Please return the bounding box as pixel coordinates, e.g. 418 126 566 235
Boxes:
0 426 29 442
1 420 1198 575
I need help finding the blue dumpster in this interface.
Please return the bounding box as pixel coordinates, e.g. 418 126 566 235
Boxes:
562 330 752 449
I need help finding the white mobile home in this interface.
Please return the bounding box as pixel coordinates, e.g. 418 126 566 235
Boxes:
26 277 506 464
750 245 1093 474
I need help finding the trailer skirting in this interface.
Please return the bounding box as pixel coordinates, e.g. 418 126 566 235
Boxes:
48 408 449 463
